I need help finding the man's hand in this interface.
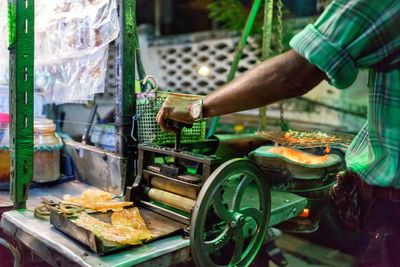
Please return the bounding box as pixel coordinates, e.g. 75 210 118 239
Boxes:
156 95 196 132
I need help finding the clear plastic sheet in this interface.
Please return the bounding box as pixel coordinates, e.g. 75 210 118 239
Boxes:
0 0 119 104
0 1 8 85
35 47 109 104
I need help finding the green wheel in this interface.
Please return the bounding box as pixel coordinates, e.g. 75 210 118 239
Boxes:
190 158 271 267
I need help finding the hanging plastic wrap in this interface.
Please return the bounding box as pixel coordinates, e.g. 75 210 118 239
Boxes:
0 0 120 104
0 1 8 85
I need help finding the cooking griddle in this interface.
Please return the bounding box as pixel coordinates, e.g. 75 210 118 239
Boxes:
256 130 354 149
50 207 186 255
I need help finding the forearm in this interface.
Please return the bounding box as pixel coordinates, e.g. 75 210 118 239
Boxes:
203 50 326 118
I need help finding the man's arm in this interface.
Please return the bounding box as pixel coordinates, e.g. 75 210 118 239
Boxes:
157 49 326 131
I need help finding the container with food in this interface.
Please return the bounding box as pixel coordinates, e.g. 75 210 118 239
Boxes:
33 118 63 183
0 113 10 182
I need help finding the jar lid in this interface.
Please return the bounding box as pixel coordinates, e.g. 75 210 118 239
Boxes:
0 113 9 124
34 118 56 133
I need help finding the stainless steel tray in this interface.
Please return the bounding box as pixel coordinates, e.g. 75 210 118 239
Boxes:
50 207 186 255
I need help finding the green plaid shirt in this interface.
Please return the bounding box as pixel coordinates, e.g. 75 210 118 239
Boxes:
290 0 400 188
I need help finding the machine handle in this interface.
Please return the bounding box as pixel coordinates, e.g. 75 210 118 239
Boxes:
166 120 192 151
166 119 192 130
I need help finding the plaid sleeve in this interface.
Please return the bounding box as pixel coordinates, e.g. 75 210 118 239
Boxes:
290 24 358 89
290 0 399 89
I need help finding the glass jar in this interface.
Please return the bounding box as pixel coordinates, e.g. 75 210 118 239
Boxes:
0 113 10 182
33 118 62 183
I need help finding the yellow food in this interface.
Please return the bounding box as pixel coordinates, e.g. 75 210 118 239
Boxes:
268 147 329 165
66 189 133 212
73 208 153 245
111 208 148 230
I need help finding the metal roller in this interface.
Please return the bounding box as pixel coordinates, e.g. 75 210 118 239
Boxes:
145 187 196 214
150 177 198 200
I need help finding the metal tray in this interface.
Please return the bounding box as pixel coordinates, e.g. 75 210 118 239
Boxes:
50 207 186 255
249 146 342 180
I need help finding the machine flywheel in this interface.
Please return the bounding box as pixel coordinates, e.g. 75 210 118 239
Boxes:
190 158 271 267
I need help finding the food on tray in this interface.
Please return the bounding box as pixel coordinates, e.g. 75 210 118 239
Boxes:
111 208 149 231
256 130 353 148
65 189 133 212
267 147 329 165
73 208 153 245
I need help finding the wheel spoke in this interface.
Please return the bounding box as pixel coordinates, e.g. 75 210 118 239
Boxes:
231 175 254 211
204 225 234 254
212 187 232 221
231 226 245 264
239 207 263 225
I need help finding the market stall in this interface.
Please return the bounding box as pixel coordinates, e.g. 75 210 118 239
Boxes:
0 1 355 266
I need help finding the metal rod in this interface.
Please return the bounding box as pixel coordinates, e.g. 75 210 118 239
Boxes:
259 0 274 131
207 0 263 138
146 187 196 214
0 238 21 267
154 0 162 37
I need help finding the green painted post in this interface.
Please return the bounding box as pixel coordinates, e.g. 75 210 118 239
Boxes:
115 0 136 155
8 0 35 209
207 0 263 138
115 0 137 184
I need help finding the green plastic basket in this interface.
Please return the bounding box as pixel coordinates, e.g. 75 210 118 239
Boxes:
136 91 206 145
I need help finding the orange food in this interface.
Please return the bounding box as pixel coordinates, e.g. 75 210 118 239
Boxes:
324 144 331 154
298 208 310 218
268 147 329 165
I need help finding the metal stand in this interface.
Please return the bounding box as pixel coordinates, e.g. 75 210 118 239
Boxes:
0 238 21 267
9 0 35 209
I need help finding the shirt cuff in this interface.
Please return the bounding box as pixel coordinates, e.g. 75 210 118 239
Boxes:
289 24 358 89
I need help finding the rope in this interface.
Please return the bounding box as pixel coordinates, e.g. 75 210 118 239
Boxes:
0 144 63 151
34 143 63 152
276 0 289 132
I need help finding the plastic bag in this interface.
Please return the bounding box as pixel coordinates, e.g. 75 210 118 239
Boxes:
0 0 119 104
0 1 8 85
35 46 109 104
34 0 119 64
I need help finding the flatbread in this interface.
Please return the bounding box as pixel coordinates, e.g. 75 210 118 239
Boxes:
66 189 133 212
73 208 152 245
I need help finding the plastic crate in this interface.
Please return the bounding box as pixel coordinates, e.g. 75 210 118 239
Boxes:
136 91 206 145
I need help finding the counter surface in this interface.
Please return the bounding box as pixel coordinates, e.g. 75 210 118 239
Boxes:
0 180 306 266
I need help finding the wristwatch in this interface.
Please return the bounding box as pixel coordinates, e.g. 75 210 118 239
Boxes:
189 99 204 121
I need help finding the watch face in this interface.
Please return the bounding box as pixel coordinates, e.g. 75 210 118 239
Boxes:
191 103 202 120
